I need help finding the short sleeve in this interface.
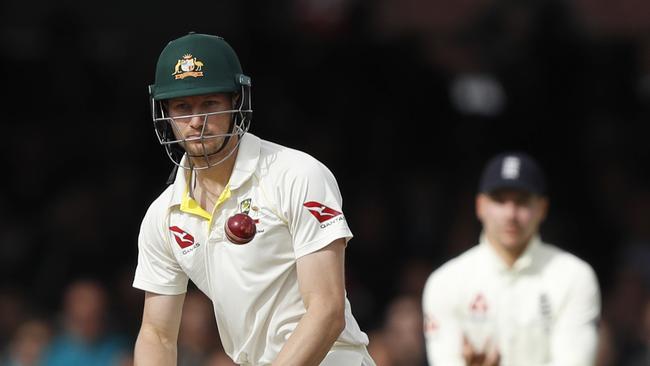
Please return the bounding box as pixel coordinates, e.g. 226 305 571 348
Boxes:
132 198 189 295
422 265 466 366
548 259 601 365
278 155 352 259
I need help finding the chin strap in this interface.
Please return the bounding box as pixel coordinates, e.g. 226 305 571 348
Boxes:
213 117 236 155
166 165 178 185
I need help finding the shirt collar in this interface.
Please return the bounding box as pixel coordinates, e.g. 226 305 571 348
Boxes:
228 132 261 191
168 133 261 208
479 233 542 273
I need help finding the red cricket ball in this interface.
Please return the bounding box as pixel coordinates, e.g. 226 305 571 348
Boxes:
225 213 256 244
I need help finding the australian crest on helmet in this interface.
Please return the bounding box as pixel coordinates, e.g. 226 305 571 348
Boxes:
172 54 204 79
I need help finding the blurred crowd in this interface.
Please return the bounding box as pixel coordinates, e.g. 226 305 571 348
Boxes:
1 0 649 365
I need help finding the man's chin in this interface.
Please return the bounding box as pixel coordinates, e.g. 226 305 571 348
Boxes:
185 147 235 167
500 235 528 250
187 151 217 158
185 146 221 157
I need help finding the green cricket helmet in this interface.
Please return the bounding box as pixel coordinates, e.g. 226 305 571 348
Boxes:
149 32 252 169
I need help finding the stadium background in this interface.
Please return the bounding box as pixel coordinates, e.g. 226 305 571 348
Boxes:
0 0 649 365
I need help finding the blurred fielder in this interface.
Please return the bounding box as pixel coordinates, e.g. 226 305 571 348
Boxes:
422 152 601 366
132 32 375 366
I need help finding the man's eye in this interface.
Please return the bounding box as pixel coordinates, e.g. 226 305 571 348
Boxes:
171 104 189 110
204 100 221 108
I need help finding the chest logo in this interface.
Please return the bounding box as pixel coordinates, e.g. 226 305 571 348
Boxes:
169 226 195 248
239 198 252 214
469 293 489 315
303 201 342 223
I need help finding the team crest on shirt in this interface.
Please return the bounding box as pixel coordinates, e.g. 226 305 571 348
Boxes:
239 198 252 215
469 293 489 319
172 54 204 79
238 198 262 232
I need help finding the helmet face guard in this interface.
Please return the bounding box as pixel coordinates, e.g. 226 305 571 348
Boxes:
150 82 252 170
149 33 253 170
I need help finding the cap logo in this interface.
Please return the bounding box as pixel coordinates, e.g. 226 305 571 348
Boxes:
172 54 204 79
501 156 521 179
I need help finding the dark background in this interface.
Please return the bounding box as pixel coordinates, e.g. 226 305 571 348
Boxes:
0 0 649 364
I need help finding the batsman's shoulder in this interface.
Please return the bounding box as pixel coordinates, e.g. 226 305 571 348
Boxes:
141 185 175 222
259 139 334 184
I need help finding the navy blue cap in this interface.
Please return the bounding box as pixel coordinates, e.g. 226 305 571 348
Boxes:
479 152 546 195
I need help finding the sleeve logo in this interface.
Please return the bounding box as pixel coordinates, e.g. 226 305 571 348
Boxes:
423 314 439 335
303 201 342 223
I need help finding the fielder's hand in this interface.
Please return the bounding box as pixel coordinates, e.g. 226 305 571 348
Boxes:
462 334 500 366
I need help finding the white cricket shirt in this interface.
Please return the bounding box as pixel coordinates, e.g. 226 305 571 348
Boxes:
422 235 600 366
133 133 369 365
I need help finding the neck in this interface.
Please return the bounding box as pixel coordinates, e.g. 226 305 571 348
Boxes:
188 144 238 208
485 233 532 268
193 154 235 190
191 138 239 185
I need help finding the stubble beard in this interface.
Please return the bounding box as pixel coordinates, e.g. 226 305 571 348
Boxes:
185 135 236 168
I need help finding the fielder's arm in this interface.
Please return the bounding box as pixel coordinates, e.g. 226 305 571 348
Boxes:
134 291 186 366
422 268 467 366
272 239 347 366
547 263 601 365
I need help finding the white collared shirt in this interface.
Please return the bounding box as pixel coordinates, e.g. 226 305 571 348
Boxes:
422 236 600 366
133 133 369 365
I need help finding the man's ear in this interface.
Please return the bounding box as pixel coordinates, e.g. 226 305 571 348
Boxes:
538 196 549 222
476 194 485 221
232 93 241 108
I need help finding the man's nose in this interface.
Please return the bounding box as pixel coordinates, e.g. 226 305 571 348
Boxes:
188 114 205 129
504 200 518 218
